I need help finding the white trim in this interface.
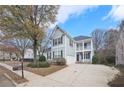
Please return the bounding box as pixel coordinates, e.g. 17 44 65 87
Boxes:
64 35 67 59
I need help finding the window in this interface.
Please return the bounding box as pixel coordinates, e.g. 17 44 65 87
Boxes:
84 43 87 47
77 43 82 50
84 43 87 49
84 52 91 59
58 38 61 44
69 39 73 47
77 44 79 48
50 52 51 59
54 39 57 45
53 51 54 58
61 36 63 44
53 39 54 46
61 50 63 58
47 52 51 59
81 53 83 59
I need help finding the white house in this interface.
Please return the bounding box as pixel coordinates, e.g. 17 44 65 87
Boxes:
24 49 34 59
46 26 94 64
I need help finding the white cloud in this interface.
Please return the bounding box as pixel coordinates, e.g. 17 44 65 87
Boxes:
103 5 124 21
57 5 98 24
49 5 98 29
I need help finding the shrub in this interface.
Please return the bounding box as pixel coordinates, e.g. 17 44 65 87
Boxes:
27 63 37 68
92 55 99 64
106 56 115 65
38 62 50 68
99 56 107 65
39 55 46 62
27 61 50 68
55 58 66 66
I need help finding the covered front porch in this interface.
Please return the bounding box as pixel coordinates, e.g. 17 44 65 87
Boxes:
76 51 92 63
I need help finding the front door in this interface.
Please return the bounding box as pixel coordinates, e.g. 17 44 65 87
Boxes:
77 54 79 61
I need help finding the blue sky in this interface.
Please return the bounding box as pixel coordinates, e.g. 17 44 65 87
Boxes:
55 5 124 37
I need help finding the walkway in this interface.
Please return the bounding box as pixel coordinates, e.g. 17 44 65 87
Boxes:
0 63 119 87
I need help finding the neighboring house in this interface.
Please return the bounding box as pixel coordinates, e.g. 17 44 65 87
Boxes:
46 26 94 64
0 44 18 61
24 48 34 60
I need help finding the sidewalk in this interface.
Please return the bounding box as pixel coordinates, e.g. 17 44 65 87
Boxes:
0 63 67 87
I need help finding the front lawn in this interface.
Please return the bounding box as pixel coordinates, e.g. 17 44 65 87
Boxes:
3 61 67 76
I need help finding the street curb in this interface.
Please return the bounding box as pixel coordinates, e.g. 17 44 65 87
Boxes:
4 73 17 87
4 73 28 87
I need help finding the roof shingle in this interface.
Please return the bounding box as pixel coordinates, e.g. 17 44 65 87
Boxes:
73 36 91 41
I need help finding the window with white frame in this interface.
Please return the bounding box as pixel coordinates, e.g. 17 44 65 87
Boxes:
69 39 73 47
53 36 63 46
84 52 91 59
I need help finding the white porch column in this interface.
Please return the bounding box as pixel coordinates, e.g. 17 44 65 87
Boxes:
82 41 84 51
91 39 94 62
83 52 84 62
74 42 77 63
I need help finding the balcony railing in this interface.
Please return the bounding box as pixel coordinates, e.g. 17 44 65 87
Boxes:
76 46 91 51
84 46 91 50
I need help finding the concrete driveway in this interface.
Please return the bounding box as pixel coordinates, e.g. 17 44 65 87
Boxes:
45 64 119 87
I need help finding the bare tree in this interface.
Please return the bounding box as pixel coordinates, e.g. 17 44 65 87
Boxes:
91 29 104 52
12 38 32 61
103 29 119 56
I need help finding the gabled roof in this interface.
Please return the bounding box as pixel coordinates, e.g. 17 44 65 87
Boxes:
51 25 74 41
50 25 91 41
74 36 91 41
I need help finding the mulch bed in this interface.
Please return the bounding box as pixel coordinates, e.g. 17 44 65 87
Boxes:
0 65 28 84
4 61 67 76
25 65 67 76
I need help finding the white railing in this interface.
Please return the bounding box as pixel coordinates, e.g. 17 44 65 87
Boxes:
84 46 91 50
76 46 91 51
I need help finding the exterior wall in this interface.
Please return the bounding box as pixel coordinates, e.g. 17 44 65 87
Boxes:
65 35 76 64
50 28 76 64
51 29 66 59
24 49 34 59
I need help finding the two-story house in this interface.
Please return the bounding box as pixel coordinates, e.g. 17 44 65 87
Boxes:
46 26 94 64
74 36 94 63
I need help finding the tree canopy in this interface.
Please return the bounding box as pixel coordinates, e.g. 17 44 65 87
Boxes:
0 5 59 63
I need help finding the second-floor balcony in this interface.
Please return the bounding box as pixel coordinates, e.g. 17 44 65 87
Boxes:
76 42 91 51
84 45 91 50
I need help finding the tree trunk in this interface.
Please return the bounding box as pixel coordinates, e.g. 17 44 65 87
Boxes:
21 51 25 78
33 39 37 64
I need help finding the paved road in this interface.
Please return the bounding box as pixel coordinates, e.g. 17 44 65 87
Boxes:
0 74 15 87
